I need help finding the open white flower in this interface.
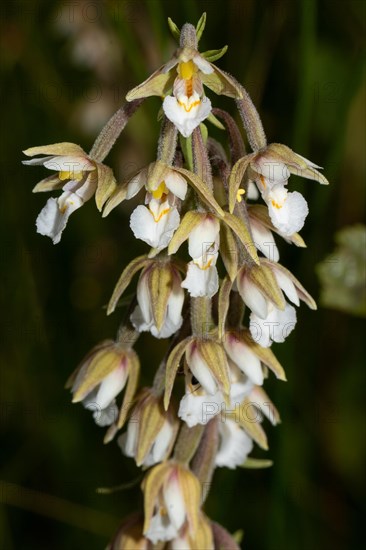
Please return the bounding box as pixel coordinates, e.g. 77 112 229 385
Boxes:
23 143 116 243
250 302 297 347
215 418 254 469
179 362 253 427
129 171 187 251
163 58 213 137
181 215 220 297
224 333 265 386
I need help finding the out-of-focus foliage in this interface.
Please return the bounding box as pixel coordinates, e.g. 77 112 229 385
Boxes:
317 225 366 316
1 1 365 549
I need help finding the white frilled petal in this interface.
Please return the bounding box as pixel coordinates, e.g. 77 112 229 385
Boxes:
165 171 188 200
95 364 128 409
145 513 178 544
250 302 297 347
272 267 300 306
188 216 220 261
36 193 83 244
250 220 280 263
126 167 148 199
163 95 212 138
43 155 94 173
267 187 309 236
170 534 191 550
83 392 118 427
130 204 180 249
186 345 217 395
215 419 253 469
224 338 264 386
163 475 186 531
178 390 223 427
254 158 290 187
192 54 214 74
237 273 268 319
181 262 219 298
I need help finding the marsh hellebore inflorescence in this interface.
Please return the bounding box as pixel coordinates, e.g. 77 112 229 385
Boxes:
24 14 328 549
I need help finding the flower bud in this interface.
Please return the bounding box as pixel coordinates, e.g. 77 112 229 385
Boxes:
118 389 179 467
142 462 201 544
67 340 139 427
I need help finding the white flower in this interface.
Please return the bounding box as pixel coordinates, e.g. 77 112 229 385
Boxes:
163 58 213 137
251 157 309 236
128 171 187 251
249 302 297 347
215 419 254 469
119 414 176 467
23 143 117 243
178 362 253 427
145 470 187 543
250 216 280 263
266 185 309 236
181 215 220 298
130 195 180 251
224 333 265 385
130 266 184 338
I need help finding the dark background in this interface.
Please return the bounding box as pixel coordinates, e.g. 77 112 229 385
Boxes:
0 0 365 548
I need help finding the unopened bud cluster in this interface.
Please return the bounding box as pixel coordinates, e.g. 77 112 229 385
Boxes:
24 13 328 549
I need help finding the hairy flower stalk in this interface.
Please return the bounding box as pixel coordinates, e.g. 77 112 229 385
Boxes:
24 13 328 549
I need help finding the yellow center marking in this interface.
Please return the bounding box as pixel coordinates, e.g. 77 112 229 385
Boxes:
178 99 201 112
59 170 83 181
151 181 168 200
150 206 170 223
271 199 283 209
236 188 245 202
194 257 214 270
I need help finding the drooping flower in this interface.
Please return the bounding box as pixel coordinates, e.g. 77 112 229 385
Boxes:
215 418 254 469
142 462 201 543
178 361 253 427
23 142 117 243
236 259 316 347
181 214 220 297
130 262 185 339
118 389 178 467
66 340 139 427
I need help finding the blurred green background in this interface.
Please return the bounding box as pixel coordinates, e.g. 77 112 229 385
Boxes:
1 0 365 548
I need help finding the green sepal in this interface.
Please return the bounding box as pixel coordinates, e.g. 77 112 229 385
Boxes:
201 45 228 62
